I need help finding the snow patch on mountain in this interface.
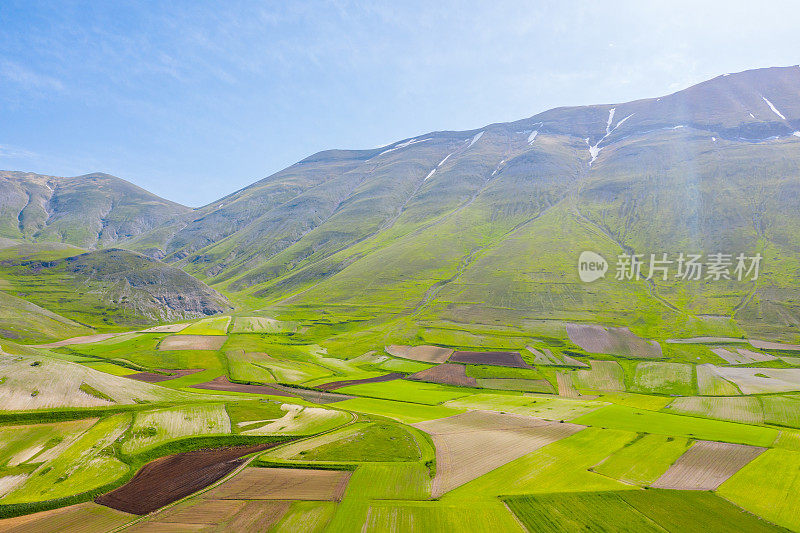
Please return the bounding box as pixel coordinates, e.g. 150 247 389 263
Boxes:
527 131 538 145
467 131 484 148
378 137 431 156
606 108 616 134
424 169 436 181
793 131 800 138
491 159 506 176
762 96 787 120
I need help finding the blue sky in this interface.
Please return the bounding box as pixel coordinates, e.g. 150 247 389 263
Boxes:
1 0 799 206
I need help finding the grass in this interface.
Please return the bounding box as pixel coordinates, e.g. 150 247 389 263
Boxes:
1 414 132 504
444 393 602 421
630 362 695 396
592 433 692 485
271 501 336 533
504 490 783 533
333 397 463 424
573 404 778 446
336 380 473 405
179 316 231 336
719 448 800 531
120 403 231 455
465 364 544 380
761 396 800 428
296 422 422 462
361 501 525 532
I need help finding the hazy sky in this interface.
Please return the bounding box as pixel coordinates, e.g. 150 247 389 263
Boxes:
1 1 799 206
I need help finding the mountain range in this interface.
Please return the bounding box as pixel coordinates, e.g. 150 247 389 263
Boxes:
2 65 800 340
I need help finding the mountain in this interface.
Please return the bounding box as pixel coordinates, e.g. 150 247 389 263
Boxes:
0 243 231 333
0 171 190 249
113 66 800 338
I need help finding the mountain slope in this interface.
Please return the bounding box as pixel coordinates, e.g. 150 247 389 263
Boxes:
0 244 231 329
0 171 190 249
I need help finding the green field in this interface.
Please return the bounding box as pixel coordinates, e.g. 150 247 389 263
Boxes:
592 433 691 485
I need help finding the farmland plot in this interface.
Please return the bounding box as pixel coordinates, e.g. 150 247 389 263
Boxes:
448 351 530 368
556 372 580 398
413 410 584 497
571 360 625 391
526 346 588 367
138 323 189 333
0 419 96 468
385 345 453 363
444 393 602 420
3 415 132 503
711 366 800 394
719 448 800 531
761 395 800 428
711 347 776 364
231 316 296 333
631 362 694 395
408 363 477 387
592 433 691 485
240 404 350 436
362 501 525 533
750 340 800 351
271 502 336 533
504 490 782 533
0 503 134 533
566 323 662 358
0 354 190 410
121 404 231 454
665 396 763 424
132 499 289 533
696 364 741 395
651 440 766 490
205 467 351 501
179 316 231 335
158 334 227 351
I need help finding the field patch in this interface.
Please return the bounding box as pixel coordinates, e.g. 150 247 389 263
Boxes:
125 368 204 383
205 467 350 501
526 346 588 367
337 380 471 405
158 334 227 351
407 363 477 387
696 364 741 395
121 404 231 454
573 404 778 446
652 440 766 490
0 502 134 533
631 362 694 395
317 372 403 391
0 354 192 410
362 501 525 533
333 397 463 424
231 316 296 334
138 323 190 333
178 316 231 336
448 351 531 368
239 404 351 436
711 347 776 364
132 499 289 532
719 448 800 531
665 396 763 424
571 360 625 391
413 410 584 497
190 375 293 396
592 433 691 485
385 345 453 363
761 396 800 428
96 443 281 515
566 323 662 358
444 393 602 421
710 366 800 394
504 489 782 533
750 339 800 351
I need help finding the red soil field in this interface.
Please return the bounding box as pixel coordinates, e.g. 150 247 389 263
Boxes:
448 351 531 368
125 368 204 383
190 376 294 396
95 443 285 515
317 372 404 390
407 363 478 387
